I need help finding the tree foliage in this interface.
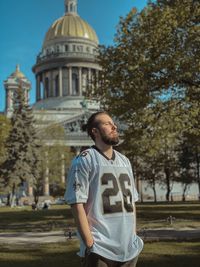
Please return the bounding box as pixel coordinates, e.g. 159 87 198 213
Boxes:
91 0 200 200
0 87 41 205
37 124 74 197
0 115 11 165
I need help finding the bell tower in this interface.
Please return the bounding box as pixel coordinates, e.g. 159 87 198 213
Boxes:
4 65 31 118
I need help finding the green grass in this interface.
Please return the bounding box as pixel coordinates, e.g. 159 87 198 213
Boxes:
0 241 199 267
0 202 199 232
140 241 200 267
0 205 74 232
0 202 200 266
0 240 79 267
136 202 200 229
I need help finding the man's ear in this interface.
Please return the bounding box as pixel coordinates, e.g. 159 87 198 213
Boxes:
92 128 98 136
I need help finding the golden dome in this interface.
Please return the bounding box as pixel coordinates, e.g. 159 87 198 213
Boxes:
10 65 25 79
43 14 99 47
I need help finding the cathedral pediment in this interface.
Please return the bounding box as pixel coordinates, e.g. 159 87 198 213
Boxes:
61 111 92 134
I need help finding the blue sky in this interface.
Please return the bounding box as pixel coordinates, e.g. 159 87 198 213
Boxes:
0 0 148 112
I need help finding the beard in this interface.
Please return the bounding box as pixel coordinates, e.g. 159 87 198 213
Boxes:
99 130 119 146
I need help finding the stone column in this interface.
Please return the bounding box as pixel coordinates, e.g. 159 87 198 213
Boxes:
68 67 72 95
88 68 92 89
28 185 33 197
59 67 63 97
137 178 143 202
9 90 13 109
78 67 82 96
75 147 81 156
43 151 49 196
6 90 12 117
61 154 65 184
42 74 46 99
95 69 99 88
6 90 9 111
24 89 28 105
36 75 41 101
50 71 54 97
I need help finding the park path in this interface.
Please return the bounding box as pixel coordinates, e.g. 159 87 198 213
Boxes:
0 231 66 244
0 228 200 244
138 228 200 241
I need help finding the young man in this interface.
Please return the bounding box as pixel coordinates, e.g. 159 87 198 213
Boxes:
64 111 143 267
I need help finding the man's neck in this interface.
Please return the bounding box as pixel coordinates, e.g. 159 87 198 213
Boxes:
94 142 113 160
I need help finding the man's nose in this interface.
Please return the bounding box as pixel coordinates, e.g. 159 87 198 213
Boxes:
112 123 117 130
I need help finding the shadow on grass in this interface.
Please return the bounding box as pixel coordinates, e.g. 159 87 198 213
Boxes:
138 254 200 267
0 241 200 267
0 242 80 267
0 203 199 232
0 206 71 223
138 241 200 267
0 206 74 232
137 202 200 221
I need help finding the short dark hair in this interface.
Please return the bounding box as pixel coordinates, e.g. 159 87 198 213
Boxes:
86 111 108 141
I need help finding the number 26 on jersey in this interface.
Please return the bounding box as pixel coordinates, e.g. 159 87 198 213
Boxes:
101 173 134 214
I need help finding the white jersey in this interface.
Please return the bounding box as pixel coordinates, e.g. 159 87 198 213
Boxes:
64 146 143 262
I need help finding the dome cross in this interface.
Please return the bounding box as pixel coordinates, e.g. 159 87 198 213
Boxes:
65 0 78 15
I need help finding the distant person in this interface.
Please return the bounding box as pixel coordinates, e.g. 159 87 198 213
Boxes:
68 228 72 239
43 202 49 210
31 202 37 210
64 111 143 267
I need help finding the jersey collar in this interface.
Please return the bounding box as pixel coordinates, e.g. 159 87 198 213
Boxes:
92 145 116 161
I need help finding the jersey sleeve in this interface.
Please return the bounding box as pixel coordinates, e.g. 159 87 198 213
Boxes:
64 152 91 204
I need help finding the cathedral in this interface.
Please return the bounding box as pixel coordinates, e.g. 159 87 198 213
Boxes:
3 0 101 196
5 0 100 143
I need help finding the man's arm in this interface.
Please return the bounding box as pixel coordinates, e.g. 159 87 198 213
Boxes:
71 203 94 248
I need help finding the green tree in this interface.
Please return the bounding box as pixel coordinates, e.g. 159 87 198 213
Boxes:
91 0 200 200
0 115 11 165
0 115 11 196
179 132 200 200
38 123 74 198
95 0 200 113
0 87 41 206
121 100 184 201
177 138 196 201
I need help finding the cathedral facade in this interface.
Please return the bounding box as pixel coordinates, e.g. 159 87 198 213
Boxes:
4 0 101 196
5 0 100 148
32 0 101 148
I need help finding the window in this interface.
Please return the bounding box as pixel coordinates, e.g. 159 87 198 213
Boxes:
45 77 49 98
76 45 83 52
72 72 79 95
56 46 60 53
65 45 69 52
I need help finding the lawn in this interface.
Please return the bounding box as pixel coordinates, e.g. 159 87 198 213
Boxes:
140 240 200 267
0 202 199 267
0 205 73 232
0 240 199 267
0 202 199 232
136 202 200 229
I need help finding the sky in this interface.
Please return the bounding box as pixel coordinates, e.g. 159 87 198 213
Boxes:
0 0 148 112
